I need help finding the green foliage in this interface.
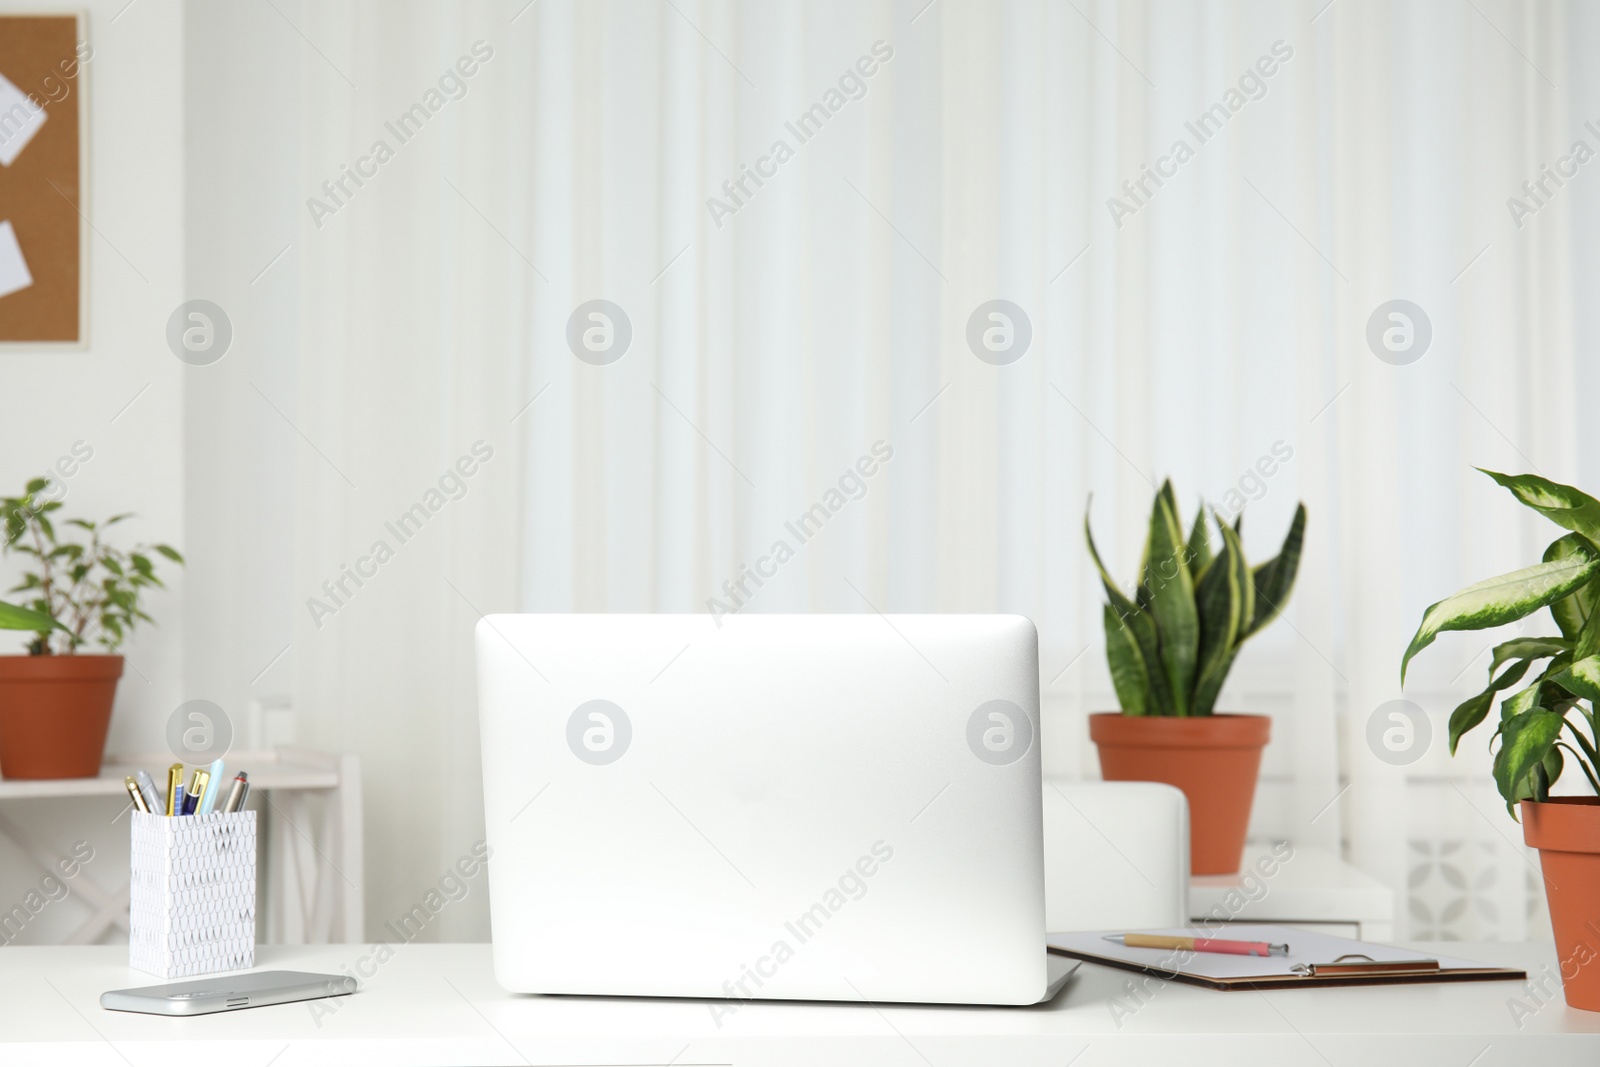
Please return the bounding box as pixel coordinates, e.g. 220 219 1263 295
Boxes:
0 479 182 655
1087 482 1307 717
1402 469 1600 816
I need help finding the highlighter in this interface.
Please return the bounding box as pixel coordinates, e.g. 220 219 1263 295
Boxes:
181 770 209 816
165 763 185 816
198 758 225 814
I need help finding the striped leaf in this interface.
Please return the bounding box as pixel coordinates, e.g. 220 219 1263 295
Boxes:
1086 503 1175 715
1543 535 1597 640
1481 469 1600 546
1185 506 1213 583
1145 489 1198 715
1244 503 1306 640
1493 709 1565 816
1103 604 1151 716
1449 658 1532 755
1400 548 1600 685
1192 518 1253 716
1550 654 1600 704
1488 636 1569 676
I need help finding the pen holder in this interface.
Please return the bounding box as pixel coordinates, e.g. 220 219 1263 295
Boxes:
129 810 256 978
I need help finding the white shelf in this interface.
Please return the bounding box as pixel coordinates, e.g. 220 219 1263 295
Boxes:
0 748 339 799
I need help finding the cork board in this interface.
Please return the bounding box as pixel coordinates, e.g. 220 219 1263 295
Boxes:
0 14 86 344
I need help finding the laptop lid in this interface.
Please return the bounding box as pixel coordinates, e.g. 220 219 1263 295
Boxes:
476 613 1046 1005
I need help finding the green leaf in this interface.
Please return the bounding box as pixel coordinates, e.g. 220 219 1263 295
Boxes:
1086 501 1175 715
0 600 65 632
1500 681 1543 722
1450 658 1533 754
1185 506 1213 583
1192 519 1250 717
1545 535 1599 640
1243 503 1307 640
1146 488 1199 715
64 518 96 531
1493 709 1565 816
1489 636 1569 676
104 513 134 526
24 477 47 494
1401 548 1600 685
1103 604 1151 715
1549 653 1600 704
1480 469 1600 546
154 544 184 563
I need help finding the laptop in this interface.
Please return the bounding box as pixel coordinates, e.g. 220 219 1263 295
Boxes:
475 613 1074 1005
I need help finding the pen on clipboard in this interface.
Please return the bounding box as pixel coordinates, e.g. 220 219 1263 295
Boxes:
1104 933 1290 957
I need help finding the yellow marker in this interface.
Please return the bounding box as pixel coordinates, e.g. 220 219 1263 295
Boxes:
165 763 184 816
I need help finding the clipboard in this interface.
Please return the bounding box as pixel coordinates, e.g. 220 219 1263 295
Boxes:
1047 924 1526 991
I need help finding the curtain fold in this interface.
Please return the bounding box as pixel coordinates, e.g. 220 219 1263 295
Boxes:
289 0 1585 941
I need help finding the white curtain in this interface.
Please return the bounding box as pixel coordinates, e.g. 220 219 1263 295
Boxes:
287 0 1591 941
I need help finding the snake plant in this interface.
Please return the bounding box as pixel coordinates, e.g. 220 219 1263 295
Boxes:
1086 482 1307 717
1401 469 1600 817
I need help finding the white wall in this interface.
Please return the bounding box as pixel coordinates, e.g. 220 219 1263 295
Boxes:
0 0 186 943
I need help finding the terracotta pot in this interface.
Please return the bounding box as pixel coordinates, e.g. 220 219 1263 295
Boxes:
1522 797 1600 1012
1089 712 1270 875
0 655 124 779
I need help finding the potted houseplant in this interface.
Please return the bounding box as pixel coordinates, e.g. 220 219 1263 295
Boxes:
1086 481 1306 874
1401 468 1600 1012
0 479 182 779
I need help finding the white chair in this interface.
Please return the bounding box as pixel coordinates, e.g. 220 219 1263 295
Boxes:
1041 779 1190 931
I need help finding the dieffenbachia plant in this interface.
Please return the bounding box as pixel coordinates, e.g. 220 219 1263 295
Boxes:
1401 469 1600 817
1086 481 1307 717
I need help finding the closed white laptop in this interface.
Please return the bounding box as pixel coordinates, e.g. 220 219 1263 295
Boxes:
475 613 1055 1005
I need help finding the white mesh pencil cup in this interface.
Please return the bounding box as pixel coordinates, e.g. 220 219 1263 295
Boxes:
129 810 256 978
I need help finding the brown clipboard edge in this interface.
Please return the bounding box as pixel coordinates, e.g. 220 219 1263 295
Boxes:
1047 945 1527 992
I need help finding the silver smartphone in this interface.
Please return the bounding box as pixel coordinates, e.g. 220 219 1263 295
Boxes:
100 970 358 1015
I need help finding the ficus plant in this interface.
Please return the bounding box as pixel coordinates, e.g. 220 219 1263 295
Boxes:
1401 469 1600 818
0 478 183 654
1086 481 1307 717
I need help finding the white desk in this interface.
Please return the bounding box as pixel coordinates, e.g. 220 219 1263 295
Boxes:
5 942 1597 1066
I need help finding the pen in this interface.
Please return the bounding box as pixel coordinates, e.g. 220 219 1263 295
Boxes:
181 769 209 816
1104 933 1289 957
198 758 225 814
133 770 162 814
221 771 249 813
165 763 185 816
124 776 150 814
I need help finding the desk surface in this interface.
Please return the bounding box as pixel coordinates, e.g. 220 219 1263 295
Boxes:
5 941 1596 1066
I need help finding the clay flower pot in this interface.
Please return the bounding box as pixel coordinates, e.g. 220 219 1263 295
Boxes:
1089 712 1270 875
1522 797 1600 1012
0 654 124 779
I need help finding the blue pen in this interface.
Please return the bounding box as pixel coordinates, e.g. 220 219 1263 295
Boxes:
198 758 225 814
180 769 207 816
